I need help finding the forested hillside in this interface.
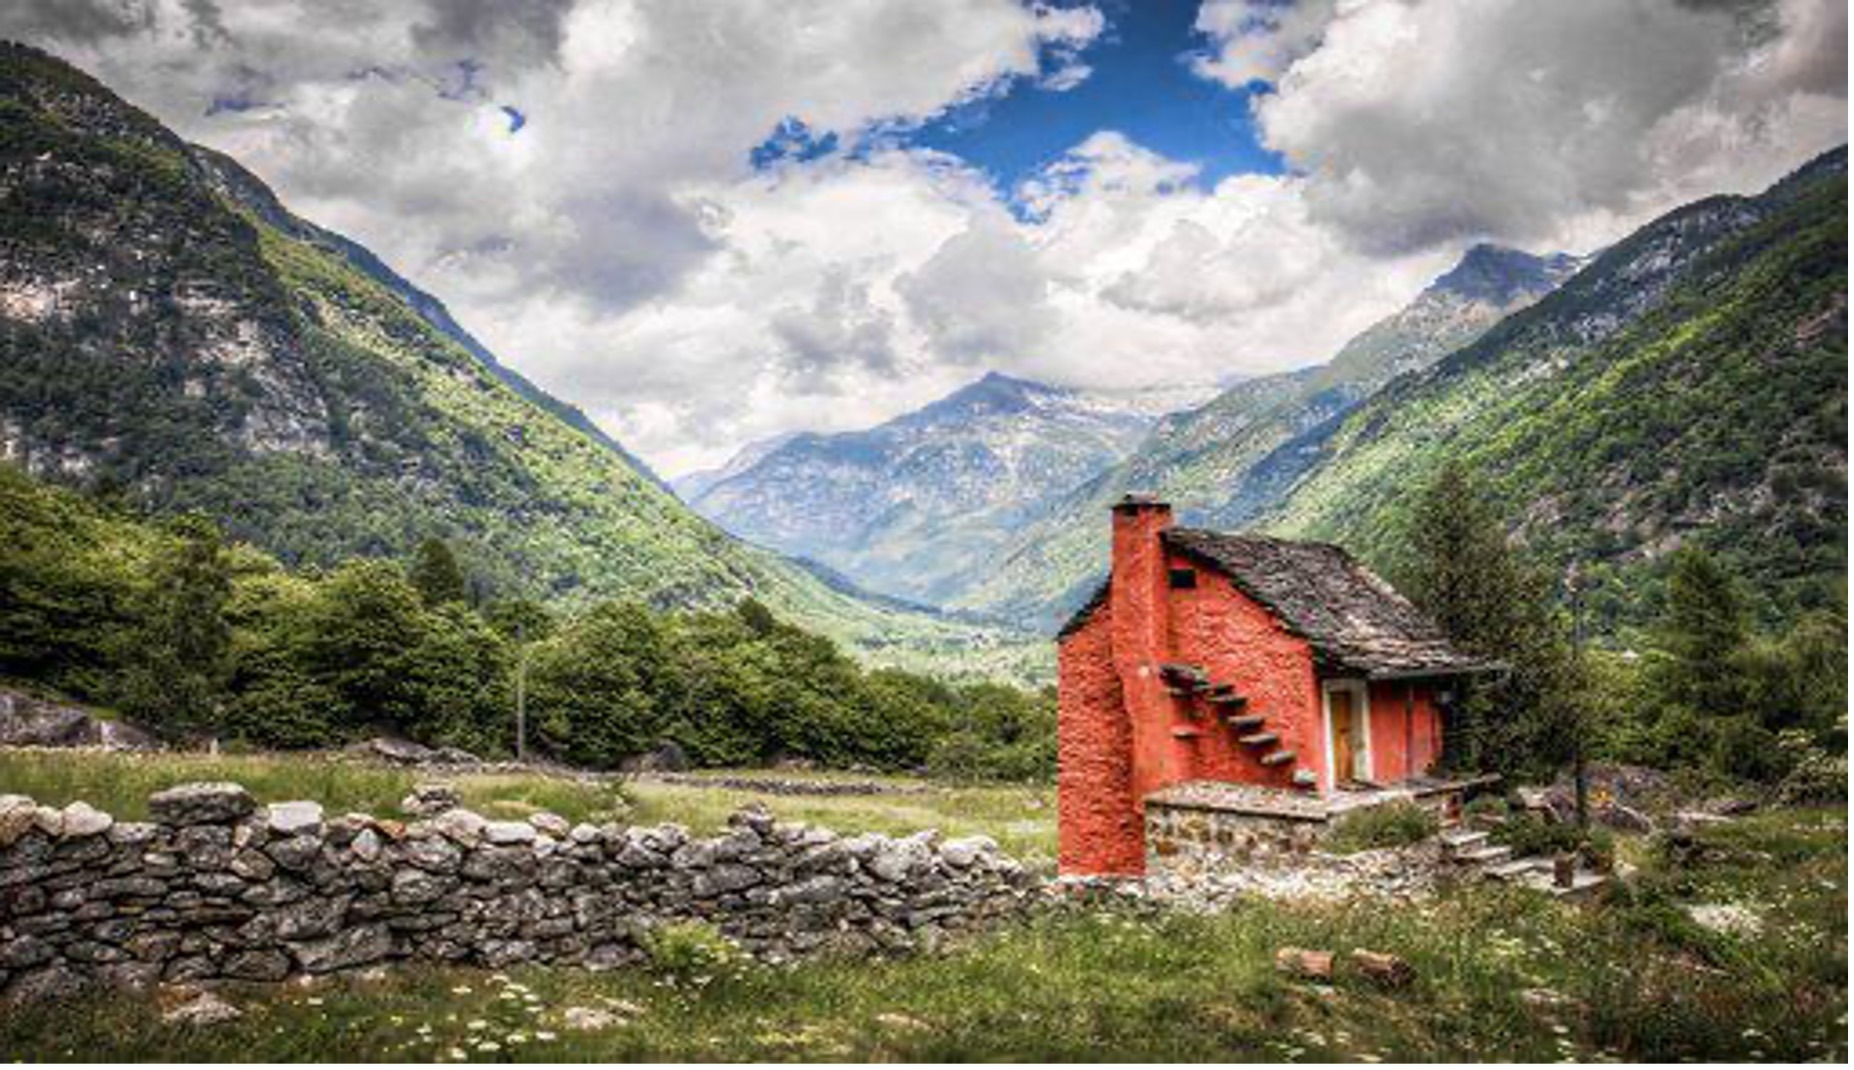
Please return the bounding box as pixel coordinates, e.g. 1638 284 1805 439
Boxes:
0 43 1032 679
1267 149 1849 633
954 245 1581 627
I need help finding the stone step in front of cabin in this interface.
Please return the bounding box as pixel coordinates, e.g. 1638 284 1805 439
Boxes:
1237 732 1278 747
1225 714 1266 731
1291 769 1318 789
1204 683 1237 698
1159 663 1207 685
1455 844 1514 866
1208 694 1249 710
1171 726 1204 740
1259 749 1296 767
1483 857 1550 881
1440 829 1490 852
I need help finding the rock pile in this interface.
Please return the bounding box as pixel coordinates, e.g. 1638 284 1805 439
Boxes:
0 785 1034 1003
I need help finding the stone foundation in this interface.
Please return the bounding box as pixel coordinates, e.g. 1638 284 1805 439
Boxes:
0 783 1035 1003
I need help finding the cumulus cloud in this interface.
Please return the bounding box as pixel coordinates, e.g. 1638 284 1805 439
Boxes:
1190 0 1339 87
1 0 1843 473
1218 0 1848 253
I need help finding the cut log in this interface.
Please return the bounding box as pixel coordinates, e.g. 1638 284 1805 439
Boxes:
1349 949 1415 988
1275 947 1335 982
1259 749 1296 767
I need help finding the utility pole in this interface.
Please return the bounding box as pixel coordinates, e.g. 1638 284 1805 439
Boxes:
515 620 529 765
1568 563 1589 831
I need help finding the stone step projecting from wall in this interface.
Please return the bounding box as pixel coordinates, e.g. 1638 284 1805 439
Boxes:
0 783 1036 1004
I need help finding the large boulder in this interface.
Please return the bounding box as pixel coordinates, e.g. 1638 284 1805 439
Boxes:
0 690 158 750
149 783 256 826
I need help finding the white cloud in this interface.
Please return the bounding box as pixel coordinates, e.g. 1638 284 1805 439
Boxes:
1224 0 1849 254
1191 0 1340 88
2 0 1843 475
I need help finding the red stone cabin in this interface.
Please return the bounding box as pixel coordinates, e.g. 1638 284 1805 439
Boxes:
1056 494 1495 877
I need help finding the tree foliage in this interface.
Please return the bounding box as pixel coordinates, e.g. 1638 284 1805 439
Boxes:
0 464 1052 777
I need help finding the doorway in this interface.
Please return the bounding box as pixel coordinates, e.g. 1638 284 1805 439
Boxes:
1322 679 1371 790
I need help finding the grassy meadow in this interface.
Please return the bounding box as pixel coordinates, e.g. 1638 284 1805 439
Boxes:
0 749 1845 1062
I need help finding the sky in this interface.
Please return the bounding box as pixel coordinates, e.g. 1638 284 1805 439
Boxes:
3 0 1846 476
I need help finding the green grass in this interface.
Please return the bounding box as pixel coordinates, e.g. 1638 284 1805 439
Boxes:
626 778 1056 864
0 751 1053 858
2 808 1844 1061
0 750 1842 1061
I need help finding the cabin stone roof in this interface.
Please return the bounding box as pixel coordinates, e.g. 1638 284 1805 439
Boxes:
1165 529 1490 677
1057 527 1493 678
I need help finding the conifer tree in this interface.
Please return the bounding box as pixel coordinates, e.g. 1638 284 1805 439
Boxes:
117 514 233 734
1398 461 1583 778
410 536 468 607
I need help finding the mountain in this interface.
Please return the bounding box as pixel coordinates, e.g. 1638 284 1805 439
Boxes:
685 371 1214 604
1263 148 1848 631
0 43 1035 679
672 432 799 502
954 243 1584 626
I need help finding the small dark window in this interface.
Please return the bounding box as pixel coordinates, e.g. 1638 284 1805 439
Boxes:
1168 567 1197 589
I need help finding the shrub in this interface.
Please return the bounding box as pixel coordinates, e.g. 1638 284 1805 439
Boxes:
642 921 750 987
1775 728 1848 804
1326 800 1438 853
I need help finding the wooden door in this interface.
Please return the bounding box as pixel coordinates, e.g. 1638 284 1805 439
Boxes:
1330 688 1358 784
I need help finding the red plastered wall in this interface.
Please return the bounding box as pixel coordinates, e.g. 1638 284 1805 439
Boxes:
1165 551 1324 792
1056 604 1143 876
1366 679 1445 782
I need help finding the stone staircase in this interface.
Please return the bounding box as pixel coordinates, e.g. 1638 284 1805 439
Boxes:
1439 828 1609 899
1159 662 1316 789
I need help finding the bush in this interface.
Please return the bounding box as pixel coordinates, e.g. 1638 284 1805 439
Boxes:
1327 800 1438 853
642 921 750 987
1775 728 1848 804
1492 812 1615 869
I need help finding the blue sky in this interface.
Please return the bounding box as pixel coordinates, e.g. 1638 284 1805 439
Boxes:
757 0 1282 197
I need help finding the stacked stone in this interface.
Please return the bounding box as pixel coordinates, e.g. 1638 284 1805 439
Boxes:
0 784 1033 1003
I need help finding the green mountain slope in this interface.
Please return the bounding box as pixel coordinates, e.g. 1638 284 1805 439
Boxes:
953 246 1579 628
0 43 1032 678
1263 150 1848 631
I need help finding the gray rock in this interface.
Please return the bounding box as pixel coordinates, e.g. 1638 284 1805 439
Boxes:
693 863 761 898
483 821 537 846
399 836 462 873
264 834 322 871
349 828 383 862
289 924 393 973
266 801 324 836
940 836 996 869
162 988 244 1025
4 964 91 1004
57 801 112 838
149 783 255 826
400 784 462 818
430 808 486 846
528 812 571 838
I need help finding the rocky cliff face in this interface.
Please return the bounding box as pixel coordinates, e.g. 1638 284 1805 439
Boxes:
952 244 1582 628
687 372 1212 605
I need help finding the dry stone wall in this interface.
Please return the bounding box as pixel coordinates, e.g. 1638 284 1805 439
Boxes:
0 783 1035 1003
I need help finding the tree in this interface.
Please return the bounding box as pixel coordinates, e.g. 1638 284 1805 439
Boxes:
116 514 234 735
410 536 468 607
527 601 671 767
1652 546 1750 719
1398 461 1584 779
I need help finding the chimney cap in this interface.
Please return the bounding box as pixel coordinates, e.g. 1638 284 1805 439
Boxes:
1112 492 1170 512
